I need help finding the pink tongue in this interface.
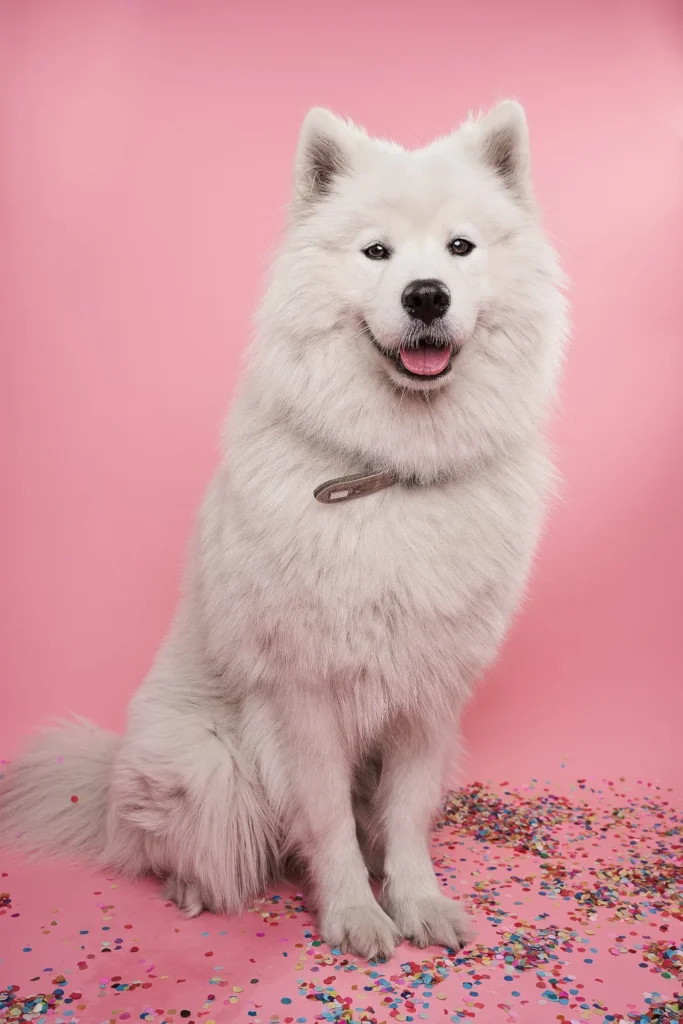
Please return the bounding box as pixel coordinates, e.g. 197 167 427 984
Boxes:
399 344 451 376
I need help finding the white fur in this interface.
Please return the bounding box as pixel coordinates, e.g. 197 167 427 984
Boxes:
0 102 567 959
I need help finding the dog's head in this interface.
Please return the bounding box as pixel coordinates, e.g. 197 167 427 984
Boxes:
251 102 567 481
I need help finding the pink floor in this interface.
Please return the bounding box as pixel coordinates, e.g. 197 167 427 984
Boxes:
1 776 681 1024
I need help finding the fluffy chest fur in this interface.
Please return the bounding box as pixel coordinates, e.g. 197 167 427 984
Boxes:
190 421 549 740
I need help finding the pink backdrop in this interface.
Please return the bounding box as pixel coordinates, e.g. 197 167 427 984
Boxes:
2 0 682 788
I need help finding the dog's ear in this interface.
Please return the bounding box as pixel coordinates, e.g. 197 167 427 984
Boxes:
293 108 359 211
472 100 531 201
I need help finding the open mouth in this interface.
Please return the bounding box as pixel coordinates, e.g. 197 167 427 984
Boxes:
368 331 456 381
395 342 453 378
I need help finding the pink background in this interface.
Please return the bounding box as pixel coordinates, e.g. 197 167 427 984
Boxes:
2 0 682 788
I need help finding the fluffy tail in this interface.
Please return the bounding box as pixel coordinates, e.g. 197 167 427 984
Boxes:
0 718 120 861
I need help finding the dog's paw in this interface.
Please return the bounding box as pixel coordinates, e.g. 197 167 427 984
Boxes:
322 901 400 960
163 876 205 918
383 892 472 951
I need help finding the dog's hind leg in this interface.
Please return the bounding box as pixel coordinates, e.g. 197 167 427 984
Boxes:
107 693 278 917
162 875 205 918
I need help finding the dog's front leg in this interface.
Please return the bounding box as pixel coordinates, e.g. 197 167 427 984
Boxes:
280 698 399 960
376 724 472 950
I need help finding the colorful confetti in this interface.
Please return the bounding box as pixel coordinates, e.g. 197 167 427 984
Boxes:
1 777 681 1022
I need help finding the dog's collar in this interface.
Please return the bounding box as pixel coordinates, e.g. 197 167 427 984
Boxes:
314 470 398 504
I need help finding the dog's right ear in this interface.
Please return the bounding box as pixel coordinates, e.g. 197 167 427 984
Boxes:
293 108 359 212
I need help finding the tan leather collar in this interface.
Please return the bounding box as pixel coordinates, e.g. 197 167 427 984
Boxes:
314 471 398 504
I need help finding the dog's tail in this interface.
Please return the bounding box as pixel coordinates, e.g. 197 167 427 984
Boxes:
0 718 119 861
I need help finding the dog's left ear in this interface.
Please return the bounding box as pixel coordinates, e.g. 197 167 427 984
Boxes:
472 100 531 201
293 108 361 212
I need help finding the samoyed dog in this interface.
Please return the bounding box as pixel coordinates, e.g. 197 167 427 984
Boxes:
1 101 567 959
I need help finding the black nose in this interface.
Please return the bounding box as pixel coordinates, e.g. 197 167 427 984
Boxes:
401 279 451 325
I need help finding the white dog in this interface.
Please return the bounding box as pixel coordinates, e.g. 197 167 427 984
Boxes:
0 101 567 960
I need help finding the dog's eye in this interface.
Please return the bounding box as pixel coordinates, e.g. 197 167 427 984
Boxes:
363 243 391 260
448 237 475 256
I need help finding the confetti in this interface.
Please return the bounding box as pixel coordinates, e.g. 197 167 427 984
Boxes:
1 778 680 1022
